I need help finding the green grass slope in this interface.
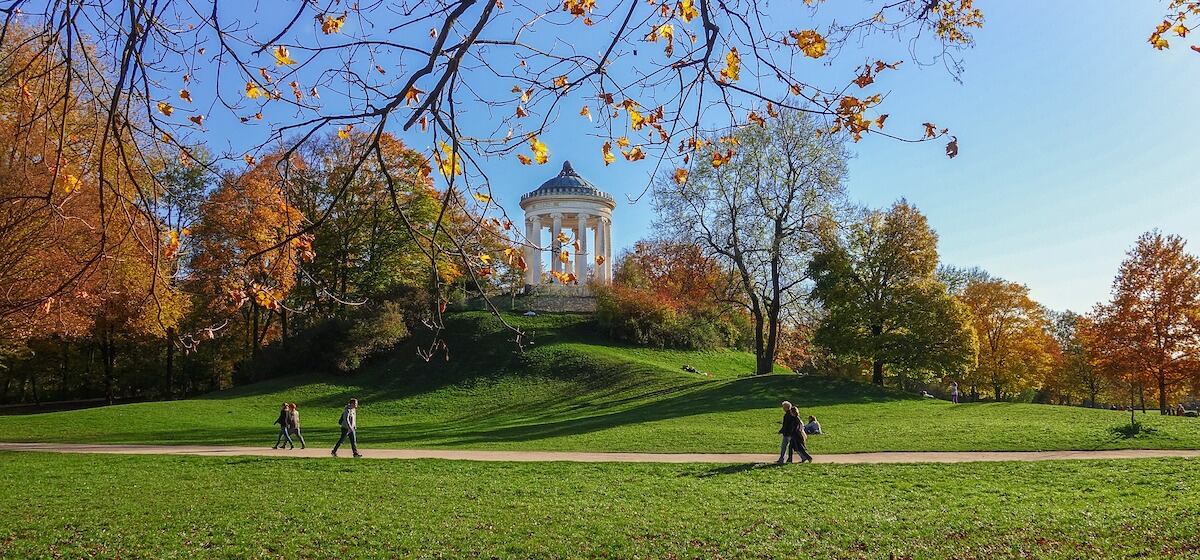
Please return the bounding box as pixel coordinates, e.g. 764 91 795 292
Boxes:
1 311 1199 453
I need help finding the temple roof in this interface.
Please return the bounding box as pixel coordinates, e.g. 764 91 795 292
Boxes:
521 161 613 202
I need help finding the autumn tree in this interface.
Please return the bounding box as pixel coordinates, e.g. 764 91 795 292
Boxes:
809 200 976 386
1 1 978 353
1048 310 1108 406
1091 232 1200 414
654 110 846 374
958 274 1054 401
189 154 312 363
598 238 748 349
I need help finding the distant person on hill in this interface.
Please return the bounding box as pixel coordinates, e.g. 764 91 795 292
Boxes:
950 381 960 404
331 398 362 458
804 415 822 435
287 403 306 449
776 401 799 464
787 406 814 463
273 403 294 450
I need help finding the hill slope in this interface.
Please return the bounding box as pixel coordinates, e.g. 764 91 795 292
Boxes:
1 312 1198 453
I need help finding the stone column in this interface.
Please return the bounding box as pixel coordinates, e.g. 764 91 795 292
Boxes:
594 218 605 283
530 215 543 284
575 213 588 281
524 217 537 286
550 213 563 275
603 217 613 283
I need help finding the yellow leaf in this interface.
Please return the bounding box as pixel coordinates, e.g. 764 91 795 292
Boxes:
602 142 616 165
553 75 568 88
473 192 492 203
676 0 698 23
320 13 347 34
62 173 82 194
629 107 647 130
157 102 174 116
615 136 631 148
338 124 354 139
245 81 266 99
789 30 828 59
529 136 550 164
479 253 493 264
673 168 688 185
273 45 296 66
436 141 463 177
622 146 645 161
719 48 741 82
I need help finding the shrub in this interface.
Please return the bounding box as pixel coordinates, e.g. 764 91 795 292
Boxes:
595 285 748 350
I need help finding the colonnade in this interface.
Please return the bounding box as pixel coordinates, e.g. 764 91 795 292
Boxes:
523 212 612 286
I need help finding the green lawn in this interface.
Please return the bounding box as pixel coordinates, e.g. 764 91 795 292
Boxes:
2 312 1198 453
1 452 1197 558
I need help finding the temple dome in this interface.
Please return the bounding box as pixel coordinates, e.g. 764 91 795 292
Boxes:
521 161 613 203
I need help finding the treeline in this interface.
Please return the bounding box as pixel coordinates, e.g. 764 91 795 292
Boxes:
1 130 519 405
603 112 1199 414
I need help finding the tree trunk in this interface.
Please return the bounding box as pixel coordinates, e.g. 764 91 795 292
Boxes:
252 304 261 357
994 384 1002 402
101 331 116 405
870 325 884 385
28 370 41 406
165 327 175 398
60 338 70 400
1158 375 1168 415
281 308 289 350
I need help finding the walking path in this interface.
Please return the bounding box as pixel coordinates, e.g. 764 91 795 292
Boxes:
3 442 1199 464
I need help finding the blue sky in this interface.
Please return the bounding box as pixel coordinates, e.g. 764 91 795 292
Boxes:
502 0 1198 314
185 0 1199 314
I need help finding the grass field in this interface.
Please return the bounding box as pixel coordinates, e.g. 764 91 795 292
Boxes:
1 312 1198 454
1 451 1197 559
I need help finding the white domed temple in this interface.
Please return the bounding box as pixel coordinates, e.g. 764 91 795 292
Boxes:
520 161 616 291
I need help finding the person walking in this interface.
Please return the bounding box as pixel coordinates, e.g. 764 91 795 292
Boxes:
273 403 294 450
331 398 361 458
776 401 799 464
788 407 814 463
287 403 306 449
950 381 960 404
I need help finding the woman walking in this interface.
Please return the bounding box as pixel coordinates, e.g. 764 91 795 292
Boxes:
272 403 294 450
788 407 814 463
287 403 306 449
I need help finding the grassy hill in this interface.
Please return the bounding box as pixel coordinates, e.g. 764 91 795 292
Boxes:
1 311 1199 453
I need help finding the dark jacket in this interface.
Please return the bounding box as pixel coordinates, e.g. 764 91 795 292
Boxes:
274 409 288 426
779 413 800 436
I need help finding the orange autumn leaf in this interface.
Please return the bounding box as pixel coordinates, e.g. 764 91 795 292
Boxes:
404 86 424 106
922 122 938 139
157 101 174 116
188 114 204 126
517 154 532 165
320 13 347 34
179 89 192 102
580 105 592 120
601 141 616 165
673 167 688 185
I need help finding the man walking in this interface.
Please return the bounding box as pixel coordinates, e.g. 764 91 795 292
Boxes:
331 398 362 458
776 401 799 464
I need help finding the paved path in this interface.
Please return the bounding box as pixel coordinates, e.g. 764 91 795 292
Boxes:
3 442 1200 464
